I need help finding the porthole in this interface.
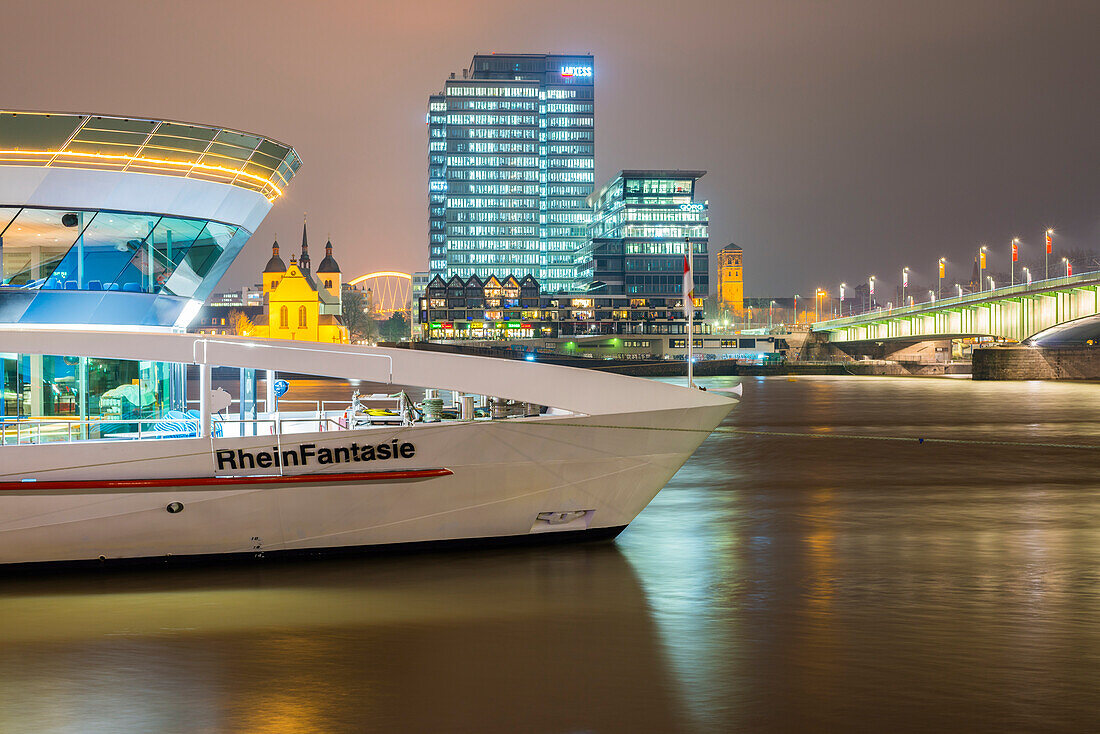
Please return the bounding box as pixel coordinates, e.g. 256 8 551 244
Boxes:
166 501 184 514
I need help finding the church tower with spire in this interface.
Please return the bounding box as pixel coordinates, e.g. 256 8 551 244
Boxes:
263 237 286 294
316 237 342 302
299 213 311 276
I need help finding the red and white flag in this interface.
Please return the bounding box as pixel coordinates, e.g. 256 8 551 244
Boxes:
683 254 694 318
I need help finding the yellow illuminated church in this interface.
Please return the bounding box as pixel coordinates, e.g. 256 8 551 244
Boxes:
252 219 349 343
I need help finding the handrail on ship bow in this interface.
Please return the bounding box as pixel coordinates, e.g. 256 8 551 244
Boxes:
190 338 393 437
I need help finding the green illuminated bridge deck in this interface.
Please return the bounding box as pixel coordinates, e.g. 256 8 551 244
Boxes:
813 272 1100 342
0 110 300 201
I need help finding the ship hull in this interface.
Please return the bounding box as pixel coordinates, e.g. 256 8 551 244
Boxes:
0 404 728 566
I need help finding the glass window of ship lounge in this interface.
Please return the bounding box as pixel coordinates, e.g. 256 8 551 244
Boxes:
0 206 24 283
113 216 205 295
0 208 85 287
45 212 159 292
0 206 19 234
161 221 238 299
2 354 181 440
88 358 178 436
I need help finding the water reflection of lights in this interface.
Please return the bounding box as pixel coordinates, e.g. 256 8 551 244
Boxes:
5 375 1100 730
0 548 684 732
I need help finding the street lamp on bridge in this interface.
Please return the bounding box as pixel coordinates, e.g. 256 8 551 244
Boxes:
979 245 988 291
869 276 876 310
1011 237 1020 285
815 288 826 322
839 283 847 316
987 275 995 290
928 289 935 303
902 267 910 306
956 283 963 298
769 300 776 329
1063 256 1072 277
938 257 946 298
1046 228 1054 280
1023 266 1032 285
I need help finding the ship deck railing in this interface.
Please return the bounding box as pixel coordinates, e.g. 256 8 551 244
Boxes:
0 414 355 446
0 402 557 446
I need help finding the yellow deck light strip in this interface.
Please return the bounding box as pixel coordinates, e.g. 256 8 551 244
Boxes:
0 148 284 200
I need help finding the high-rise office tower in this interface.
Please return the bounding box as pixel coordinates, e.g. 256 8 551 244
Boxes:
428 53 595 293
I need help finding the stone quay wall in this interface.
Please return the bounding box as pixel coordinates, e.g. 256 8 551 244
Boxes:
973 346 1100 380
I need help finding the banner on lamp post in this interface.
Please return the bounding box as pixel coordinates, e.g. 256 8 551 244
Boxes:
682 254 694 318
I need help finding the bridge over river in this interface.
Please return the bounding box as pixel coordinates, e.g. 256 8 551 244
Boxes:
813 272 1100 343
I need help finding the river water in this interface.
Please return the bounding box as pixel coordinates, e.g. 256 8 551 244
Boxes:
2 375 1100 733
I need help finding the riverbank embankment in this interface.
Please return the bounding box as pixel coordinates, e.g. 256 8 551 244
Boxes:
393 342 969 377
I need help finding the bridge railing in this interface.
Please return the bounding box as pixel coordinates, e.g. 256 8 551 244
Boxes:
813 271 1100 331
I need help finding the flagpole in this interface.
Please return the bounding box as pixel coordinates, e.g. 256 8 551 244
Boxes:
685 246 694 388
688 294 694 388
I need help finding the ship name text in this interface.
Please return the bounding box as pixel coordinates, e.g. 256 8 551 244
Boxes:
215 441 416 471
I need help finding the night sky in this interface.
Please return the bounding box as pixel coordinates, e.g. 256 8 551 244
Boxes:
2 0 1097 297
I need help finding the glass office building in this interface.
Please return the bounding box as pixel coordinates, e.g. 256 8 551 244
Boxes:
428 53 595 293
578 170 709 299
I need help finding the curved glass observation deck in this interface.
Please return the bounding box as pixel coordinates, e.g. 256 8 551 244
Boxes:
0 206 249 325
0 110 300 201
0 111 299 328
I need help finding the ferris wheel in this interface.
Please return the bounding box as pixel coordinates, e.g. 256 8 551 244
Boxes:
346 271 412 314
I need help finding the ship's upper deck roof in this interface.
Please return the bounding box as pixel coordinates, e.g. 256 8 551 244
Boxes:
0 110 300 202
